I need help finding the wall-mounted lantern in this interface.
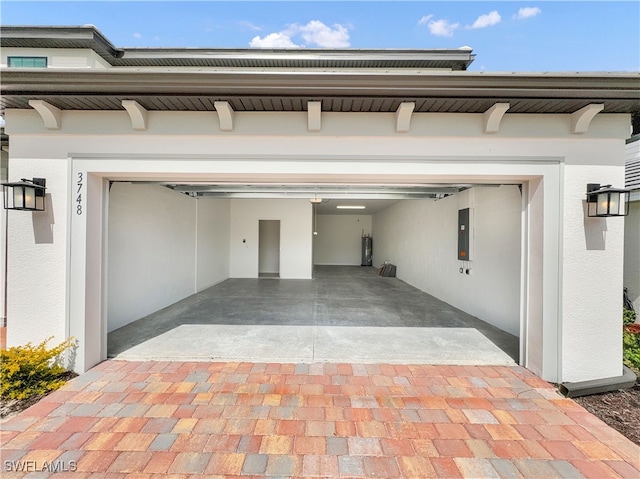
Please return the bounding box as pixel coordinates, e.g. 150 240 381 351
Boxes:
1 178 47 211
586 183 630 217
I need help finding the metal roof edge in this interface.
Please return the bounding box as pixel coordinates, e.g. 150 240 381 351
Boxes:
0 25 124 61
0 25 475 70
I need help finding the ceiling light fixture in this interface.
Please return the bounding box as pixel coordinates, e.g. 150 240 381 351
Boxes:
336 205 366 210
310 197 322 204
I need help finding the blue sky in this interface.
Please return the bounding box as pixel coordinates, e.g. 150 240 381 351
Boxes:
1 1 638 71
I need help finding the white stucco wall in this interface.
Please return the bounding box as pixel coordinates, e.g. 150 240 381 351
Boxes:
5 158 68 347
373 186 522 336
230 199 312 279
0 150 7 326
107 183 196 332
1 47 110 68
3 108 631 381
560 156 627 381
195 198 230 291
314 215 372 265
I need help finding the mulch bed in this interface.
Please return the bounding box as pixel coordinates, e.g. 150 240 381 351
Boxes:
573 324 640 446
574 376 640 446
0 371 78 420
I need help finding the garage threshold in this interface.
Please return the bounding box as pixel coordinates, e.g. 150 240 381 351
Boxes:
108 266 518 365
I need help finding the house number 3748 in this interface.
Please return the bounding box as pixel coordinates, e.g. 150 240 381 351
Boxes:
76 172 83 215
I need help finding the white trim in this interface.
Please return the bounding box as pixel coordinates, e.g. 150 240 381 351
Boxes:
571 104 604 134
555 162 565 382
28 99 62 129
307 101 322 132
395 102 415 133
65 153 561 379
519 182 528 367
483 103 510 134
122 100 148 131
214 101 234 132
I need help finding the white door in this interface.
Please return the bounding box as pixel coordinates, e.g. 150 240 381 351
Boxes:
258 220 280 276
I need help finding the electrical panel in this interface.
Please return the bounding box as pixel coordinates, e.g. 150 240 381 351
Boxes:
458 208 471 261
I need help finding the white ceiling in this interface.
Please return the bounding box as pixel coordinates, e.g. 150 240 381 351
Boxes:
314 198 401 215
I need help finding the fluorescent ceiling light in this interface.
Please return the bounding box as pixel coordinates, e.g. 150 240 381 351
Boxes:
336 205 366 210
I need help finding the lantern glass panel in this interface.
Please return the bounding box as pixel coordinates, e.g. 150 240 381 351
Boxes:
13 186 24 209
24 186 36 210
620 192 627 215
35 194 44 211
609 192 620 215
596 191 609 216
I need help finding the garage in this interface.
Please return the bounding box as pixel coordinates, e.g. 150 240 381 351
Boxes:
105 181 522 365
3 25 637 384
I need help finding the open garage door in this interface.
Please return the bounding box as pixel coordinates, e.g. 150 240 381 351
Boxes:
106 181 522 366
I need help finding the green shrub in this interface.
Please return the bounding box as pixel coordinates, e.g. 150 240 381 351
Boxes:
623 308 637 326
0 337 74 400
623 329 640 371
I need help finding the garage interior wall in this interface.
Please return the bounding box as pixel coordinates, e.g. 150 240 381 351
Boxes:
196 198 231 291
109 193 313 331
108 185 231 332
230 199 313 279
314 215 372 265
372 186 522 336
108 184 197 332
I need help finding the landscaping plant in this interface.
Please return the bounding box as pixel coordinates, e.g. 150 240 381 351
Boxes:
0 337 74 400
623 308 637 326
624 328 640 371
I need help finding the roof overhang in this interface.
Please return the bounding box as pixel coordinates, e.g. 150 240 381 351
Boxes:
2 69 639 114
1 25 638 115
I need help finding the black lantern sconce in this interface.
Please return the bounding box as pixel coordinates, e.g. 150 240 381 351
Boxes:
586 183 630 217
1 178 47 211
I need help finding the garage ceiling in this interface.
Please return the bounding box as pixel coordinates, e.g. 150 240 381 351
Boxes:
157 182 502 214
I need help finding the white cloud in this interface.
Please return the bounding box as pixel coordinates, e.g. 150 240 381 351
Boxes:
249 32 301 48
133 32 142 39
294 20 350 48
419 15 460 37
249 20 350 48
470 11 502 29
239 21 262 32
515 7 541 20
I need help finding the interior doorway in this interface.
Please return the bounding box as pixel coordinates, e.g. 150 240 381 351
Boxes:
259 220 280 277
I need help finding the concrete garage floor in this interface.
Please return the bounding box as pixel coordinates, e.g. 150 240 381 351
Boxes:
108 266 519 365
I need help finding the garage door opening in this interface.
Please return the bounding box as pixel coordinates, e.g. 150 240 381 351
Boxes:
105 181 523 365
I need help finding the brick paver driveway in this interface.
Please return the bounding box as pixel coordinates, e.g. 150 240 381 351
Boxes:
1 361 639 478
